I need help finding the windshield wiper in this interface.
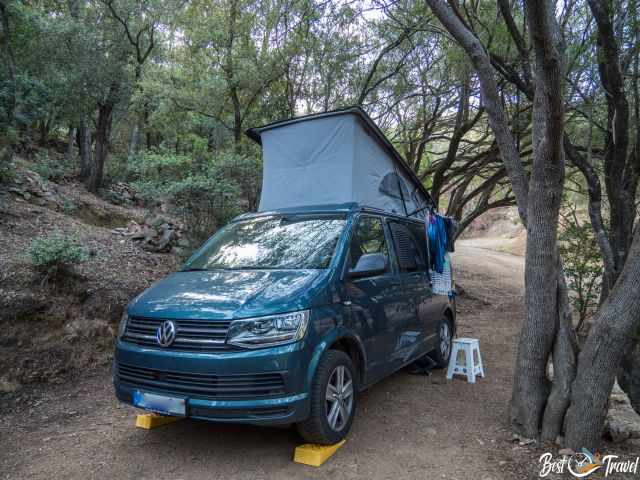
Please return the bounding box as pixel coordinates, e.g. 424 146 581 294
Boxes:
181 267 210 272
227 266 279 270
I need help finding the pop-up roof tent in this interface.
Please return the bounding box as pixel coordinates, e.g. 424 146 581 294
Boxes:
246 106 434 217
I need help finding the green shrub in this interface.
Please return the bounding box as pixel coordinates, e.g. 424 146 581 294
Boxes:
169 175 241 246
128 149 260 248
32 151 71 182
28 232 89 273
0 160 16 184
213 151 262 210
62 199 76 214
127 151 196 183
559 211 602 330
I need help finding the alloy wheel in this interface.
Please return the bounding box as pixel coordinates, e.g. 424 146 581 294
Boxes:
325 365 354 431
440 322 451 360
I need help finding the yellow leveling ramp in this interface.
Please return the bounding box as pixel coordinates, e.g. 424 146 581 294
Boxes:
135 413 182 429
294 439 346 467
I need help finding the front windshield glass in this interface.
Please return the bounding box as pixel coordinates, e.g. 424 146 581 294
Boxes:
184 215 347 270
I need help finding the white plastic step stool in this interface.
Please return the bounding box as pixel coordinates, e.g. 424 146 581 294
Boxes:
446 338 484 383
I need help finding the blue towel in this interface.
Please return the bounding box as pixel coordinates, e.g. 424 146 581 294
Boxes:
427 213 448 274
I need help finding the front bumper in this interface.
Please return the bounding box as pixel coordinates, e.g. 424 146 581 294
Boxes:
113 339 312 425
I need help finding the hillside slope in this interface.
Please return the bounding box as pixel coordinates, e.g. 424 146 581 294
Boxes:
0 167 178 393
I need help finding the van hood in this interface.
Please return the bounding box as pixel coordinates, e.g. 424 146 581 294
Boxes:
127 269 331 320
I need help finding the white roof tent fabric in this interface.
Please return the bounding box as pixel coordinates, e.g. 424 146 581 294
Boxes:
246 106 434 218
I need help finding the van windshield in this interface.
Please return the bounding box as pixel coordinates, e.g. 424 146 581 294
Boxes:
184 215 348 270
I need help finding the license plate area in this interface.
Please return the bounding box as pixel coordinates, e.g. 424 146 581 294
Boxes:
132 390 186 416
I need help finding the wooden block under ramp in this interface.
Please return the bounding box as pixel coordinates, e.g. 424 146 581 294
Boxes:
135 413 182 429
294 439 346 467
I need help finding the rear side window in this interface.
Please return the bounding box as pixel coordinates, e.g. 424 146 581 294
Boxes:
389 221 427 272
349 216 389 269
408 223 428 269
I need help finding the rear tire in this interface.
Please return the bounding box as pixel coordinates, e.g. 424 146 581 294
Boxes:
297 350 357 445
431 317 453 368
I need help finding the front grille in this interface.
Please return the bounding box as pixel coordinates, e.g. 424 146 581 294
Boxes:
123 316 237 352
116 362 286 399
189 406 290 419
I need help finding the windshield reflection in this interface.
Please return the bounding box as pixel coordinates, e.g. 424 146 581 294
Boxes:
185 215 347 270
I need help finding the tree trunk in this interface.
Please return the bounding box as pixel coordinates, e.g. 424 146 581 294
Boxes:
145 108 151 149
39 120 49 147
231 90 242 149
620 345 640 414
86 102 113 193
584 0 640 416
78 116 92 181
225 0 242 152
510 0 567 440
86 78 119 192
128 64 144 162
565 229 640 449
541 273 577 441
65 125 76 163
128 122 140 161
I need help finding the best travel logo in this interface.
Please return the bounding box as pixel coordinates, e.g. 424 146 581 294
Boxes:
539 448 640 478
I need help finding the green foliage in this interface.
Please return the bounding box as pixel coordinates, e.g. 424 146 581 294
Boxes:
128 149 257 244
211 150 262 210
170 175 241 245
128 151 198 184
62 200 76 215
28 232 90 273
559 213 603 329
32 152 72 182
0 160 16 184
5 75 49 127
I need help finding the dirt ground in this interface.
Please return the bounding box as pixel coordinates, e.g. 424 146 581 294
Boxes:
1 240 637 479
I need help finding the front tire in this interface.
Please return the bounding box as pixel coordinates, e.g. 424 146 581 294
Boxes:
432 317 453 368
297 350 357 444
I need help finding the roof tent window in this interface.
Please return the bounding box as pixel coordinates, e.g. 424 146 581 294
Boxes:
412 189 426 208
379 172 410 200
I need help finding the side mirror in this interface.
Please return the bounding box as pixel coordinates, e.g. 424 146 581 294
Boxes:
349 253 388 279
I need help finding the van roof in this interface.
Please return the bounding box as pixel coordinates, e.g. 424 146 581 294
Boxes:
233 203 426 224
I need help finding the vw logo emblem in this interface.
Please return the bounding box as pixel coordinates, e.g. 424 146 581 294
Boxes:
156 320 177 347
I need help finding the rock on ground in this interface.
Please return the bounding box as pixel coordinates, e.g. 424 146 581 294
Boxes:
606 381 640 443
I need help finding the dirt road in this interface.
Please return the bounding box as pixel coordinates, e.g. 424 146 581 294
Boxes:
2 241 537 480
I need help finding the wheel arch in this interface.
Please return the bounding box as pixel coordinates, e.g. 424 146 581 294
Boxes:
327 336 366 386
442 302 456 336
306 329 367 392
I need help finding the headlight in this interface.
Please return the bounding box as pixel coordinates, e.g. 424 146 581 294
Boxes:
118 311 129 339
226 310 310 348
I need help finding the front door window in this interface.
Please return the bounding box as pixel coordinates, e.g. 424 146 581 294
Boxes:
348 216 389 271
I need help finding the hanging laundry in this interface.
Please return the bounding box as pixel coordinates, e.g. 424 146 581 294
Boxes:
443 217 458 253
431 253 452 295
427 211 448 274
426 211 455 296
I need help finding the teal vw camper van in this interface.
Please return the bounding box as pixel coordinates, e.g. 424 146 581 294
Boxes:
114 107 456 444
